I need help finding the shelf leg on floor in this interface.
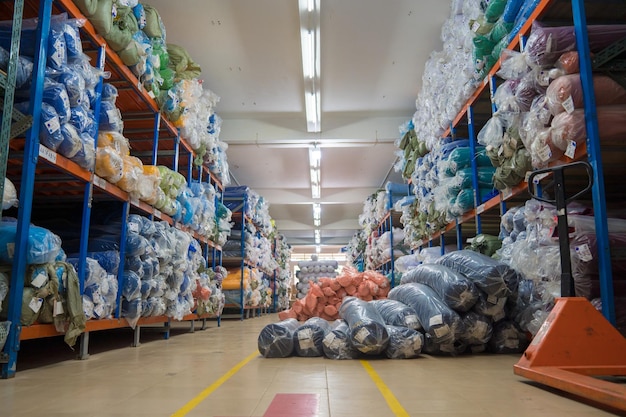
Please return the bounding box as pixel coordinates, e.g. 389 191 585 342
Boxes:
201 319 207 330
189 320 195 333
78 332 90 360
163 320 171 340
132 326 141 347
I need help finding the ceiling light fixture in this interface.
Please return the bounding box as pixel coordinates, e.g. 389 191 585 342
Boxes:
299 0 321 133
309 145 321 199
314 229 321 244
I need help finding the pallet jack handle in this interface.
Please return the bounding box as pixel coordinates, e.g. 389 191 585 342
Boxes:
526 161 594 297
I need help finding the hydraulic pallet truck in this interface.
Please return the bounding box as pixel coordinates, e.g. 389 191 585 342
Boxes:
514 161 626 413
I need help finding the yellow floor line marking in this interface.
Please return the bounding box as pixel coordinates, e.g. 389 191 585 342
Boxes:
360 360 410 417
171 350 259 417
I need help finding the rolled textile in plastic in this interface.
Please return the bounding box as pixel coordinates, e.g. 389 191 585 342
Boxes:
0 221 62 264
461 311 493 345
549 106 626 152
293 317 332 357
556 51 579 74
388 283 463 345
487 320 529 354
258 318 300 358
473 290 508 322
434 250 519 298
370 298 422 331
400 264 479 313
339 296 389 355
525 22 626 68
423 332 468 356
322 320 360 360
0 320 10 351
384 325 424 359
545 74 626 116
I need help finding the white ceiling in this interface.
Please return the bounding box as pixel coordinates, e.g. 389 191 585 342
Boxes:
148 0 452 253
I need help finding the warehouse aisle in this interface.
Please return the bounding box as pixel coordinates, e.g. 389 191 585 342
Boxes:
0 314 621 417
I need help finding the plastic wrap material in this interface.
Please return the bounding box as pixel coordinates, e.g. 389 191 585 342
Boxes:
388 283 463 345
322 320 360 360
257 318 299 358
556 51 579 74
339 296 389 355
487 320 528 353
370 299 422 331
525 22 626 68
0 221 62 264
546 75 626 116
384 325 424 359
549 106 626 152
293 317 332 357
2 178 17 210
0 320 9 351
435 250 519 298
461 312 493 345
400 264 479 313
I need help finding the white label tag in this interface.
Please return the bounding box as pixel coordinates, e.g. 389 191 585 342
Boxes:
31 271 48 288
565 140 577 158
94 303 105 317
502 188 513 200
487 294 498 304
476 204 486 214
6 242 14 259
29 297 43 313
93 176 106 188
538 70 551 87
323 332 336 348
413 336 423 350
533 172 550 184
39 144 57 164
471 21 481 32
504 338 518 349
405 315 419 326
45 116 60 134
54 300 64 316
475 321 488 336
354 327 370 343
429 314 443 327
148 91 156 99
538 145 553 162
562 96 575 114
575 243 593 262
128 222 139 233
154 209 162 218
433 324 450 338
106 109 118 121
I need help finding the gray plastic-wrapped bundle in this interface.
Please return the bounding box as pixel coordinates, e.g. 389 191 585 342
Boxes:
370 299 422 331
293 317 332 357
423 333 468 356
473 291 507 322
461 311 493 345
322 320 360 360
257 318 300 358
487 320 529 354
384 325 424 359
435 250 519 298
388 283 464 346
339 296 389 355
400 264 479 312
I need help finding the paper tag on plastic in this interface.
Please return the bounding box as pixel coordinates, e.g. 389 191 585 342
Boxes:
413 336 423 350
354 327 370 343
93 175 106 188
6 242 14 259
298 335 315 350
405 315 419 326
471 21 481 32
433 324 450 339
493 310 506 322
45 116 60 134
54 300 64 316
29 297 43 313
504 339 518 349
487 294 498 304
148 91 156 99
538 70 551 87
502 188 513 200
538 145 552 162
429 314 443 327
128 222 139 233
565 140 577 158
94 303 105 318
476 204 486 214
107 109 119 121
575 243 593 262
562 96 575 114
323 333 336 348
30 271 48 288
475 321 488 336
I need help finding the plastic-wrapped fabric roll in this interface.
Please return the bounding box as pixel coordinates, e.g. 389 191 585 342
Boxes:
473 291 508 322
293 317 333 357
435 250 519 298
546 75 626 116
322 320 360 360
525 22 626 68
0 221 62 264
461 311 493 345
384 325 424 359
258 318 300 358
369 299 422 331
339 296 389 355
487 320 529 353
556 51 579 74
388 283 463 346
400 264 479 313
549 106 626 152
422 332 468 356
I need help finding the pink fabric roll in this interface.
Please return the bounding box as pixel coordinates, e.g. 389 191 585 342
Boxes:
546 74 626 116
549 105 626 151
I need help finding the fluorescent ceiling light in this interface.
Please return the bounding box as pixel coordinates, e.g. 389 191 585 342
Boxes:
314 218 321 227
313 203 321 220
299 0 321 133
314 229 321 244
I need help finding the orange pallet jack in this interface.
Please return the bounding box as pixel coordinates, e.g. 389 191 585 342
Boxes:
515 163 626 413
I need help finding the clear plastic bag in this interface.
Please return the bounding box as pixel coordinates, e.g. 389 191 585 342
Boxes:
257 318 299 358
384 325 424 359
293 317 332 357
546 74 626 116
339 296 389 355
370 298 422 331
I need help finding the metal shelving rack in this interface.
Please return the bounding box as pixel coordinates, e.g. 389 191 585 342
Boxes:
0 0 225 378
407 0 620 323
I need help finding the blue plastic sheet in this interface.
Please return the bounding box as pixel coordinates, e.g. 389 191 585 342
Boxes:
0 220 62 264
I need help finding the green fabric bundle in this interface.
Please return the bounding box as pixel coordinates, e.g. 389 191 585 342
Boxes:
142 3 164 38
468 234 502 257
167 43 202 80
443 147 491 177
73 0 98 17
88 0 114 36
104 5 137 52
484 0 508 23
493 147 533 190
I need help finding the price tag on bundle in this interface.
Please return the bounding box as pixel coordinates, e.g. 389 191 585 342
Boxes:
93 176 106 189
30 271 48 288
54 300 64 316
565 140 577 159
128 222 139 234
29 297 43 313
575 243 594 262
538 145 553 162
562 96 575 114
476 204 486 214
